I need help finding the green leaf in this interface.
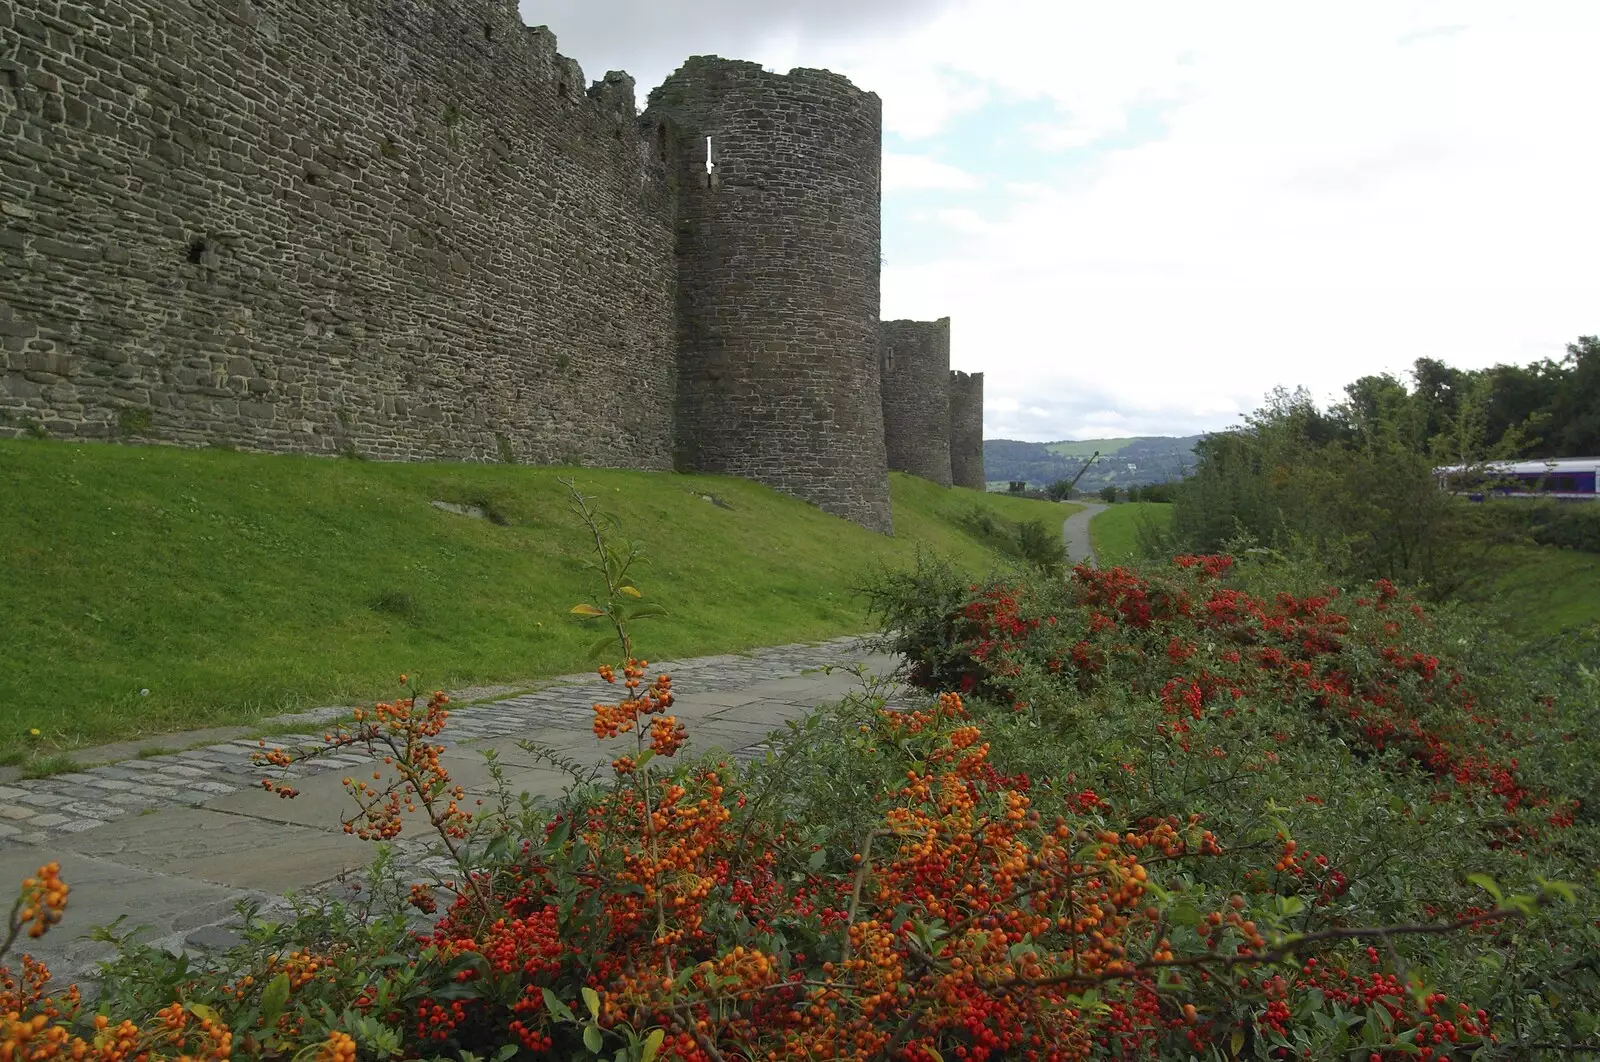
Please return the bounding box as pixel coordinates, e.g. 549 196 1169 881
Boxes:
1229 1028 1245 1057
542 987 575 1023
583 986 601 1020
1507 894 1540 917
807 848 828 871
1537 878 1578 903
588 635 618 660
1465 873 1502 903
258 974 291 1025
1167 903 1201 926
584 1023 605 1053
188 1002 222 1026
570 603 606 617
641 1029 665 1062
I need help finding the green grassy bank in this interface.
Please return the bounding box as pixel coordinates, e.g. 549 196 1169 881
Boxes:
1469 542 1600 639
1 439 1072 758
1088 501 1174 566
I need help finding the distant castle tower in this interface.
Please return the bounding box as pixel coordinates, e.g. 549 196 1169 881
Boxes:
949 371 986 490
646 58 893 534
879 318 952 487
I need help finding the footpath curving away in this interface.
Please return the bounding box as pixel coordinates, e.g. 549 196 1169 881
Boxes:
1063 503 1108 568
0 637 902 990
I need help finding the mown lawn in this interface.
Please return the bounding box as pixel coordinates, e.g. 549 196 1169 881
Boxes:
1 439 1073 758
1088 501 1173 565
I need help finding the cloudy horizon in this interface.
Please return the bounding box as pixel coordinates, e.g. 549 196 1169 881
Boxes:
521 0 1600 443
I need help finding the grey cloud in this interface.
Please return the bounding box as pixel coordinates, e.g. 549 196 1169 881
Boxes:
516 0 956 95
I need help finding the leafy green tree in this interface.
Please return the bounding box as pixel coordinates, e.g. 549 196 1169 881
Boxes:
1410 356 1469 440
1548 336 1600 456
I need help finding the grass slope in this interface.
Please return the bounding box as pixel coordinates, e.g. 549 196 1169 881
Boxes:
1044 438 1137 458
1 440 1073 757
1089 502 1174 566
1471 542 1600 639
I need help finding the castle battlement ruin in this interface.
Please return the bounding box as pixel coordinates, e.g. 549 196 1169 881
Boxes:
0 0 985 531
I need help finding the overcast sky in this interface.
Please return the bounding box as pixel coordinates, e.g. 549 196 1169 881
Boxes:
520 0 1600 442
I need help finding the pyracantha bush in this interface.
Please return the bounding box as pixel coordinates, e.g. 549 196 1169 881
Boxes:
4 497 1597 1060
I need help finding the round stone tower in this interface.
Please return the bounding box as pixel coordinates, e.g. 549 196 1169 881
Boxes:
645 57 892 534
879 318 952 487
948 370 986 490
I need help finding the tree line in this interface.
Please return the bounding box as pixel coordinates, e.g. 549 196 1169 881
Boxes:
1160 336 1600 601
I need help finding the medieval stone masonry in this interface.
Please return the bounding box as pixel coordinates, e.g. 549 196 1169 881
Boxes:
0 0 986 532
880 317 952 488
949 371 987 490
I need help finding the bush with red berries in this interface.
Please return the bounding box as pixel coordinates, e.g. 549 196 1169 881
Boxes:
4 490 1597 1059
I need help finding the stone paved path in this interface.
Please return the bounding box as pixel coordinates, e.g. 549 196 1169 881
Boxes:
0 636 902 989
1064 502 1107 567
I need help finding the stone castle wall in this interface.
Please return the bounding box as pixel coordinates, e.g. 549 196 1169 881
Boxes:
879 317 951 487
949 370 986 489
0 1 982 531
647 59 892 533
0 0 678 464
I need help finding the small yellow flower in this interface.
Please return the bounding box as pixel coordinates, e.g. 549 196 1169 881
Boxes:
28 728 40 737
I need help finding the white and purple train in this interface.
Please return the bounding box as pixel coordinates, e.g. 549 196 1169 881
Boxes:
1434 457 1600 501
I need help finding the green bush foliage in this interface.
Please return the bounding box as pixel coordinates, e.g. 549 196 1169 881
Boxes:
4 502 1596 1060
1170 386 1507 599
1483 499 1600 554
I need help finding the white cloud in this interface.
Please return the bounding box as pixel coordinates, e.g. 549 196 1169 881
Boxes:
1024 122 1110 153
881 153 983 191
864 1 1600 440
512 1 1600 444
933 208 995 234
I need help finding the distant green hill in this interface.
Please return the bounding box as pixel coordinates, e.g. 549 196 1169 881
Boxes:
986 435 1202 491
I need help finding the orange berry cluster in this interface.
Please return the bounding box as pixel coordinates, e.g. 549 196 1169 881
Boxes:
315 1029 357 1061
592 660 674 743
15 863 67 940
253 686 473 843
1 956 232 1062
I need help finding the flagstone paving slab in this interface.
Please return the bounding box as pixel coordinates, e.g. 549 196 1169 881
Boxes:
203 771 399 834
0 844 271 988
58 808 373 894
